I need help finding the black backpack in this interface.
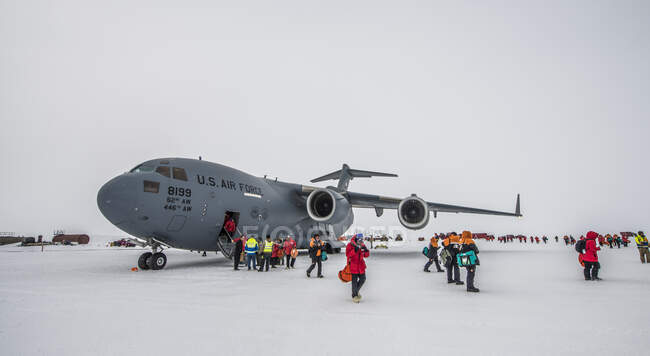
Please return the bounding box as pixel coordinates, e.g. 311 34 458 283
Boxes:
575 239 586 253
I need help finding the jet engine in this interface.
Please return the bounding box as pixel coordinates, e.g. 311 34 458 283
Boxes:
397 194 430 230
306 188 351 224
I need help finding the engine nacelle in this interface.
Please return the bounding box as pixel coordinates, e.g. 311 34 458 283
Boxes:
397 194 430 230
306 188 351 224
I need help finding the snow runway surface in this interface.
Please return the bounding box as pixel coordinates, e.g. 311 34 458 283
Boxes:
1 243 649 355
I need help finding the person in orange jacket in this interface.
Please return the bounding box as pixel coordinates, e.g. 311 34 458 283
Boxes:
424 234 444 273
460 231 480 292
306 234 324 278
442 233 463 285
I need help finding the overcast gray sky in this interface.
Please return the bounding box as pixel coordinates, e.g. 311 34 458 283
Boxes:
1 0 648 239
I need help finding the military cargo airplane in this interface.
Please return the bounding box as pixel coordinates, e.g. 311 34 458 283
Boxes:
97 158 521 270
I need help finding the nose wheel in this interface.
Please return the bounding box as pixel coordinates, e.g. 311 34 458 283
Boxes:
137 251 167 270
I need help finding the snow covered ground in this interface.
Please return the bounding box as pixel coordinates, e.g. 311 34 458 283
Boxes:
1 241 649 355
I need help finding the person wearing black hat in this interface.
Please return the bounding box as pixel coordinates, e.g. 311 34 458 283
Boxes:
306 234 324 278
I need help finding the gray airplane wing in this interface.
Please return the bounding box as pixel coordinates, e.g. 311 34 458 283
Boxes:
345 191 522 217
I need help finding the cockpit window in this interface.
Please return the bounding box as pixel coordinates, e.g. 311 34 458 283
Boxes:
143 180 160 193
156 166 171 178
130 164 155 173
173 167 188 181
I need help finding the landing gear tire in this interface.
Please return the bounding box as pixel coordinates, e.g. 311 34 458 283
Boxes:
148 252 167 270
138 252 152 270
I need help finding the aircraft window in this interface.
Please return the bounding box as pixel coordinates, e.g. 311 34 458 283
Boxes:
156 166 171 178
173 167 188 181
143 180 160 193
130 164 154 173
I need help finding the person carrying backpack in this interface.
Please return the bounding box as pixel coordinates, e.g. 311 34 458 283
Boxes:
442 233 463 285
460 231 480 293
580 231 601 281
346 235 370 303
424 234 444 273
306 234 324 278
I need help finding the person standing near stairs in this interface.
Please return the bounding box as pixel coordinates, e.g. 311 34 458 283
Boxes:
259 235 274 272
244 236 259 270
232 236 244 270
224 215 236 238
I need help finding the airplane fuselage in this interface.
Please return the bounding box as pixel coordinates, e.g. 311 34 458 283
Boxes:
97 158 351 251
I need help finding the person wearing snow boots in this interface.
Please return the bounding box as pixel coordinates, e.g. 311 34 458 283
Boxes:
306 234 324 278
581 231 601 281
442 233 464 285
460 231 480 293
424 234 444 273
346 235 370 303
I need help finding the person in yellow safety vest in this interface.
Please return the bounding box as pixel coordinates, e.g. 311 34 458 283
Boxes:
306 233 324 278
244 236 259 270
635 231 649 263
259 235 274 272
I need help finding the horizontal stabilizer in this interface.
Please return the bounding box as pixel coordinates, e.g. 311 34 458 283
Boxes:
311 164 397 191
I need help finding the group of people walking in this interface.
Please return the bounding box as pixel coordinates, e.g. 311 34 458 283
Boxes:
423 231 480 293
227 229 649 303
231 235 299 272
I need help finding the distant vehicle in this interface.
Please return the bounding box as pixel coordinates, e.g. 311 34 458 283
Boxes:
98 158 521 270
21 237 36 246
109 239 136 248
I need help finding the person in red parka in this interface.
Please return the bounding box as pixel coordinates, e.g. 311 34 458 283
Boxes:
346 235 370 303
271 240 281 268
581 231 602 281
283 237 297 269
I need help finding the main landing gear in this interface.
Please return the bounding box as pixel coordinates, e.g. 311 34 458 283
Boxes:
137 242 167 270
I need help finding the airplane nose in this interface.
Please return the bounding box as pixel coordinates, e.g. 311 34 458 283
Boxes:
97 175 137 226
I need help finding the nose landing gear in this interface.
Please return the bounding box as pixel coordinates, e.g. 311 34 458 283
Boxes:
137 240 167 270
